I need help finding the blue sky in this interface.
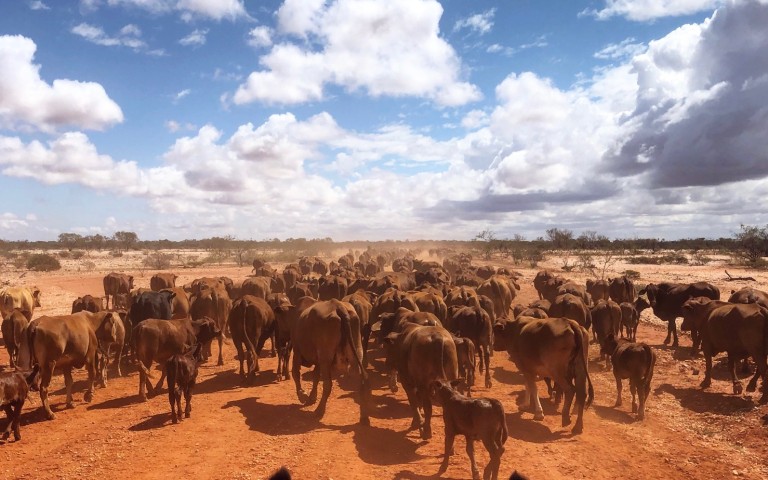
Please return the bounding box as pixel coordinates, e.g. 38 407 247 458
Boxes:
1 0 766 241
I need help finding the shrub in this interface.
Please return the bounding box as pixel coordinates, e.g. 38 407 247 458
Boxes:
110 250 123 258
71 250 86 260
80 260 96 270
26 253 61 271
622 269 641 280
58 250 71 259
143 252 172 270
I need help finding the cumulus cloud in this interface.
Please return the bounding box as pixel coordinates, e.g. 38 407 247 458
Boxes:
585 0 724 21
247 26 272 48
453 9 496 35
0 35 124 132
606 0 768 188
234 0 481 107
179 29 207 46
29 1 50 10
103 0 248 21
72 22 146 49
594 38 646 60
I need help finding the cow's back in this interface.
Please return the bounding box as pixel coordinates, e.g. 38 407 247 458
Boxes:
705 303 768 353
31 315 95 369
515 317 576 376
402 326 458 387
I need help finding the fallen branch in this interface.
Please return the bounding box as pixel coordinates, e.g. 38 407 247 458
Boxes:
724 270 756 281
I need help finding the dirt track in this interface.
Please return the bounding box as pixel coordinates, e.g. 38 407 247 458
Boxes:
2 259 768 479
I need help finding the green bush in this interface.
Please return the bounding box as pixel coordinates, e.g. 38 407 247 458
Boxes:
26 253 61 271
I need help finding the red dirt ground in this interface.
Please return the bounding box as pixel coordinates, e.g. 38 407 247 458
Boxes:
1 258 767 479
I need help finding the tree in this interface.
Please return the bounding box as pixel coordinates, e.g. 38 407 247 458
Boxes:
734 224 768 265
545 228 573 250
474 229 498 260
58 233 83 250
113 231 139 251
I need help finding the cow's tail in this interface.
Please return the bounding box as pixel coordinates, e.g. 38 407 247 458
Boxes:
572 324 594 409
340 307 370 424
642 343 656 393
493 399 508 448
25 321 39 369
241 302 258 372
136 361 156 379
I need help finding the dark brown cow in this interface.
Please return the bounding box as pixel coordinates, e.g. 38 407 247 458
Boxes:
680 297 731 354
384 323 459 439
150 273 178 291
533 270 564 302
637 282 720 347
608 276 636 304
698 303 768 401
283 267 301 290
1 365 39 442
432 379 507 480
286 282 317 305
291 300 370 424
71 294 104 314
549 294 591 329
586 279 610 303
275 296 316 381
494 316 593 434
317 275 348 301
298 256 312 276
166 343 202 423
445 286 481 309
133 317 220 401
103 273 134 309
312 258 328 276
2 309 30 368
448 306 493 389
475 265 496 280
251 258 267 272
591 299 622 367
601 334 656 420
728 287 768 309
22 311 120 419
619 302 639 341
557 281 592 308
189 287 232 365
229 295 278 382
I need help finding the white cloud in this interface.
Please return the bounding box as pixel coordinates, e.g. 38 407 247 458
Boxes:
104 0 248 21
0 35 124 132
486 35 548 57
460 109 489 129
72 22 146 50
173 89 191 102
594 38 646 60
585 0 724 21
179 28 207 46
29 1 50 10
453 8 496 35
165 120 196 132
0 213 31 230
247 26 272 48
234 0 481 107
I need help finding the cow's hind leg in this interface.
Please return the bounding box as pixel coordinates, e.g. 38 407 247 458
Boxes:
217 334 225 366
614 373 623 407
63 367 75 408
403 384 422 431
728 355 743 395
525 374 544 421
306 365 321 405
292 353 309 404
40 362 56 420
700 353 713 389
314 364 332 419
421 394 433 440
482 434 503 480
1 405 12 439
152 366 167 396
169 388 178 424
439 422 456 473
629 379 638 413
483 345 492 389
184 385 193 418
84 357 96 403
466 438 480 480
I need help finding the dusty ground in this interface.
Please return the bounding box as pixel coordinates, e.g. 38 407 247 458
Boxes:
1 252 768 480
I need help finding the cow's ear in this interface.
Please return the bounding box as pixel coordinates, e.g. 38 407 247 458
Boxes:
383 332 399 344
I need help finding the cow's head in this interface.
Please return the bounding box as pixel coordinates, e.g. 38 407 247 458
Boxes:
600 333 619 356
128 276 135 290
32 286 42 307
192 316 222 345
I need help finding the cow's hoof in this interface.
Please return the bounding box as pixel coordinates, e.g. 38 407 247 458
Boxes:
672 341 679 347
66 402 75 410
663 337 670 345
485 379 492 389
46 411 55 420
562 416 571 427
533 412 545 421
632 403 638 413
359 417 370 426
139 395 148 403
700 379 711 389
172 417 178 424
420 428 432 440
217 359 225 366
572 424 584 435
637 412 645 421
733 383 743 395
84 391 93 403
409 419 420 430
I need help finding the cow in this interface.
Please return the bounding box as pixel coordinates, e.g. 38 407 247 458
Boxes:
241 277 272 299
637 282 720 347
71 294 104 314
384 322 459 439
0 365 39 442
591 299 622 367
229 295 279 382
728 287 768 309
557 282 593 308
112 293 130 311
312 258 328 276
586 279 610 303
680 297 731 354
415 268 451 288
447 306 493 388
286 282 317 305
21 311 120 420
189 287 232 365
412 290 448 323
533 270 565 302
317 275 349 301
103 273 133 309
549 294 591 330
445 286 481 310
432 379 507 480
162 287 190 319
0 286 41 319
133 317 221 401
252 258 267 272
130 290 175 326
166 343 203 423
275 296 316 381
150 273 178 291
619 302 639 341
697 303 768 401
477 275 516 319
494 316 593 434
453 336 477 396
96 308 127 381
291 299 370 424
601 334 656 420
609 276 636 304
2 309 30 368
475 265 496 280
283 267 301 290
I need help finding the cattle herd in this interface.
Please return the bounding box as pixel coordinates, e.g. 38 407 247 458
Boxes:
1 250 768 480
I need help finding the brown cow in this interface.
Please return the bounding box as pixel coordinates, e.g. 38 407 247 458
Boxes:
163 287 190 319
312 258 328 276
2 309 31 368
22 311 120 419
445 286 481 309
384 323 459 439
619 302 639 341
283 267 301 290
586 279 610 303
286 282 317 305
229 295 279 382
477 275 515 319
275 296 316 381
608 276 636 304
533 270 565 302
557 281 592 308
549 294 592 329
637 282 720 347
728 287 768 309
133 317 220 400
591 299 622 367
680 297 731 354
494 316 593 434
601 334 656 420
0 286 41 319
448 306 493 389
103 273 133 309
71 294 103 314
1 365 39 442
241 277 272 299
150 273 178 291
432 379 507 480
318 275 349 301
291 299 370 424
190 287 232 365
412 290 448 323
166 343 202 424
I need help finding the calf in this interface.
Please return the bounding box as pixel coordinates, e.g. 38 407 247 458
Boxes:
2 308 31 368
619 302 639 341
432 380 507 480
166 344 202 423
601 334 656 420
1 365 39 442
591 299 622 367
448 305 493 388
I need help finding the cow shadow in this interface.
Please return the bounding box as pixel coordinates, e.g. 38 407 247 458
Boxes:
394 469 465 480
128 412 168 431
369 392 412 420
491 366 524 386
350 423 425 466
195 369 275 394
222 397 324 436
505 411 570 443
654 383 756 415
88 394 143 410
593 404 636 424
